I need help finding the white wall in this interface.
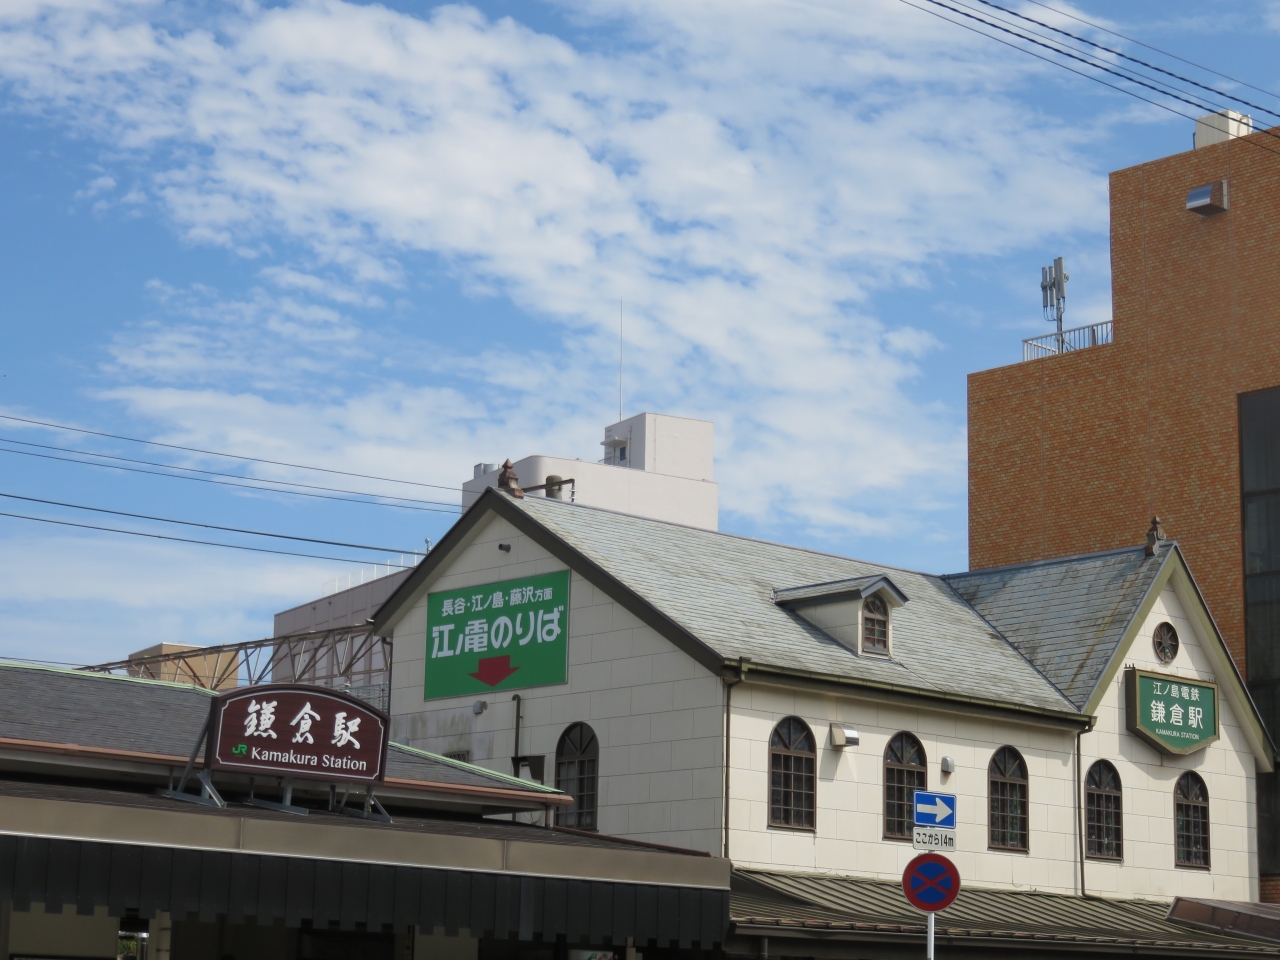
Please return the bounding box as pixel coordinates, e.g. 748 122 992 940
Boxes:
1080 585 1257 901
725 583 1258 899
461 457 718 530
389 514 725 852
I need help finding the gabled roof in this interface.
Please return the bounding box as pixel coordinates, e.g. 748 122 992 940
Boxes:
943 546 1167 709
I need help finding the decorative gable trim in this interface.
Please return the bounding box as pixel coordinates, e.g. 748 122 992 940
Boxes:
772 576 908 609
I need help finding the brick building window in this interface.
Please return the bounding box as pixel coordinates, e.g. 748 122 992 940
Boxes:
769 717 816 829
863 595 889 654
1175 771 1211 868
555 722 598 830
1086 760 1123 860
989 746 1029 851
884 732 926 839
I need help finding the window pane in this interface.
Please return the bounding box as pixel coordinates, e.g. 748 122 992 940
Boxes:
1241 386 1280 494
1245 493 1280 576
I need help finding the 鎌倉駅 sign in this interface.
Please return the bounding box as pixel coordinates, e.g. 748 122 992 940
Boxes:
425 570 569 699
1125 668 1219 755
207 685 388 783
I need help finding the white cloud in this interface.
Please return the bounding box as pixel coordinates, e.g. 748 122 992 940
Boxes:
0 0 1112 552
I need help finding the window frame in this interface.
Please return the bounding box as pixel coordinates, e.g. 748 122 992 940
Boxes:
883 732 927 841
554 722 599 831
862 594 890 656
769 716 817 831
1174 771 1211 869
988 746 1029 853
1085 760 1123 861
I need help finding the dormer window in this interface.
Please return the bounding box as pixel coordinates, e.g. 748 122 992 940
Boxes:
863 595 889 654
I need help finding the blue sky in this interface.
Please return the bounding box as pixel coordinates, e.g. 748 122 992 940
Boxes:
1 0 1278 664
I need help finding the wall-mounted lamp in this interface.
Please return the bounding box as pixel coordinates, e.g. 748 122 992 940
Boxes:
829 722 859 748
498 543 512 553
472 700 488 715
940 756 955 775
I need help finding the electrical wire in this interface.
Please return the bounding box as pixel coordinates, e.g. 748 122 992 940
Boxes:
967 0 1280 122
0 413 462 493
0 445 461 514
0 435 460 509
0 510 420 565
895 0 1280 162
1021 0 1280 102
0 492 422 554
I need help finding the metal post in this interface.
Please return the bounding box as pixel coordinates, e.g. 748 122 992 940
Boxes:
927 912 935 960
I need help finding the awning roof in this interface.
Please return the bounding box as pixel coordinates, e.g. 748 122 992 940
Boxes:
729 869 1279 957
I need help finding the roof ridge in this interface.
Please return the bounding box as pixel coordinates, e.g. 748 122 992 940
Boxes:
0 659 218 695
514 495 950 580
942 543 1164 580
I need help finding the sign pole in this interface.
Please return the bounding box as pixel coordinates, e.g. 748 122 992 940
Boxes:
927 912 934 960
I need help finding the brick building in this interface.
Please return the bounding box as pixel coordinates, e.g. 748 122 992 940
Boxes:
968 117 1280 888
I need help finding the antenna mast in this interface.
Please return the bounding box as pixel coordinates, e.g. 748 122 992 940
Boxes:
618 298 624 422
1040 256 1069 353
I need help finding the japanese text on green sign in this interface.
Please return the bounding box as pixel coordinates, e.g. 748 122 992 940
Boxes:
1125 668 1218 755
424 570 569 699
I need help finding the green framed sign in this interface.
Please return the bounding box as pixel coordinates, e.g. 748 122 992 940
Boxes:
1125 667 1219 755
424 570 569 699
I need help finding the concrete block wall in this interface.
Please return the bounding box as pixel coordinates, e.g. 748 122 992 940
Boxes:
388 513 725 853
968 125 1280 671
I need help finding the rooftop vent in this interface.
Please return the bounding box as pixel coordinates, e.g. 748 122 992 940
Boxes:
1187 181 1228 215
1194 110 1253 150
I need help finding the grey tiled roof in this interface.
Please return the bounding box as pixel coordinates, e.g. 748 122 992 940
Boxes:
944 546 1164 709
0 662 558 795
508 497 1078 715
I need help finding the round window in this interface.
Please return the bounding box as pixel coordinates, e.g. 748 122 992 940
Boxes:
1153 622 1180 663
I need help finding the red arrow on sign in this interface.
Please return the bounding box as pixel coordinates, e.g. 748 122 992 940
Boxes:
470 655 519 687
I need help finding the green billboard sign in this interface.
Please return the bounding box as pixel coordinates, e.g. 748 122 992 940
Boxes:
424 570 569 699
1125 668 1219 755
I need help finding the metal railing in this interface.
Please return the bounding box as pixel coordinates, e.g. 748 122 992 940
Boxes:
1023 320 1113 361
82 626 392 712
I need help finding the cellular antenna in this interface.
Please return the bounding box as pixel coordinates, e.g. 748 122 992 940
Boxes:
1040 256 1069 352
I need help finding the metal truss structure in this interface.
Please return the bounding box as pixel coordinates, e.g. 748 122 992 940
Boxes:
81 627 392 712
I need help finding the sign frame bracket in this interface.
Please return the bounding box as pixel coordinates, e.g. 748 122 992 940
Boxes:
158 714 227 809
335 784 393 823
246 776 309 816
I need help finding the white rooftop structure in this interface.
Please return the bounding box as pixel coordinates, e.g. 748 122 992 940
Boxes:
461 412 718 529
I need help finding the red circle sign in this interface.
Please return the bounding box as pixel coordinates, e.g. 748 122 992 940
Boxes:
902 853 960 912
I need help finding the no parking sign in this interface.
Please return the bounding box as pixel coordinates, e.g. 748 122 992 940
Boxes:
902 852 960 959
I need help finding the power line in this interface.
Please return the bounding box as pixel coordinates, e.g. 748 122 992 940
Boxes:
0 435 460 508
895 0 1280 162
0 510 420 565
1021 0 1280 102
968 0 1280 122
0 492 422 554
0 445 461 514
0 413 461 493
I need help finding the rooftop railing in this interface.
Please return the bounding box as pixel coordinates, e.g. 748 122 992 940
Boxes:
1023 320 1113 361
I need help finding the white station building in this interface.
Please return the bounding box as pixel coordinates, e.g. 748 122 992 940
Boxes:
365 484 1280 956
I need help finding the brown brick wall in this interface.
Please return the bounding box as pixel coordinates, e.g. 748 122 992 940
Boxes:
1261 874 1280 904
969 127 1280 671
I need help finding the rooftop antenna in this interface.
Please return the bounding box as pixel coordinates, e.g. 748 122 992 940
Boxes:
1040 257 1068 353
618 298 624 422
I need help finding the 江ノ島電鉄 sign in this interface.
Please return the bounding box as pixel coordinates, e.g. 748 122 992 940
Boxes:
425 570 569 699
1125 668 1218 755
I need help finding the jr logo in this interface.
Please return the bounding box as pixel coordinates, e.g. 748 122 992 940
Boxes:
232 743 248 756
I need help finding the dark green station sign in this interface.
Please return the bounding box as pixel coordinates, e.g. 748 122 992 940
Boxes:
1125 667 1219 755
424 570 569 699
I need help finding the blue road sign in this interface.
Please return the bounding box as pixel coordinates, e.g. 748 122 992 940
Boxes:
913 791 956 829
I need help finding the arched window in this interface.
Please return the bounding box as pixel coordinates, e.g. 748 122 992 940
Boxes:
1175 771 1210 868
555 723 599 830
884 733 926 839
769 717 816 829
1086 760 1123 860
863 595 889 654
989 747 1028 851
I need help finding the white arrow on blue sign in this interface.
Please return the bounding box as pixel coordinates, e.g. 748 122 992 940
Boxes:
913 791 957 829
